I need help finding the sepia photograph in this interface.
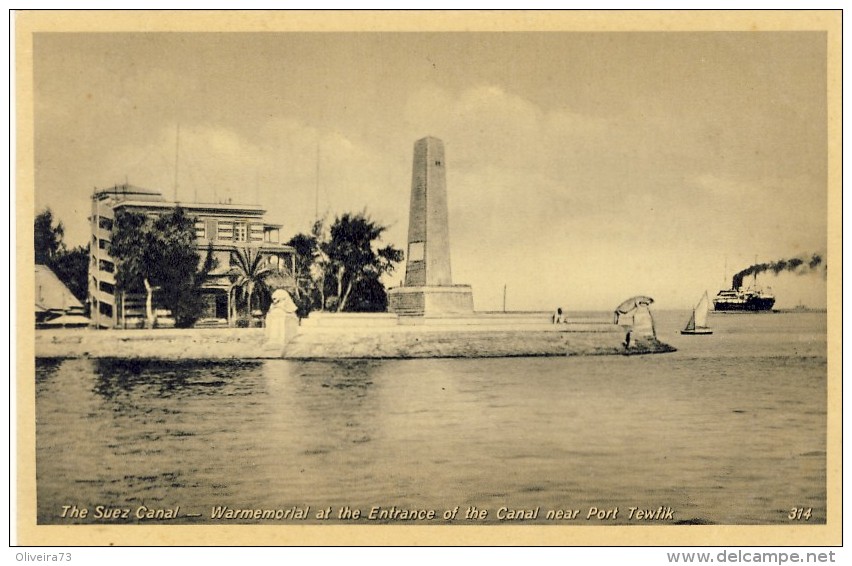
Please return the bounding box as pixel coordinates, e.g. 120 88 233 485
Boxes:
15 10 841 548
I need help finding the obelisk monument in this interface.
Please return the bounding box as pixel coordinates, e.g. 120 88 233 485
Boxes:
388 137 474 315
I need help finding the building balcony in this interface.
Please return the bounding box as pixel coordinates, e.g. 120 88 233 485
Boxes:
96 226 112 242
91 267 115 285
90 286 116 305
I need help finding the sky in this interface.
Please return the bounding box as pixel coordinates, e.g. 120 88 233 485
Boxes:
30 30 831 311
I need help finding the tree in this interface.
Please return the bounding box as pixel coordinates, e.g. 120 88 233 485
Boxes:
346 276 391 312
110 209 158 326
34 209 89 308
322 212 404 312
110 206 211 328
228 245 275 321
163 243 216 328
310 219 331 311
285 232 317 318
34 208 65 265
150 208 212 328
50 245 90 303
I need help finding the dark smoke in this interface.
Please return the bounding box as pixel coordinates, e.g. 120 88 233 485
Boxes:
731 253 824 290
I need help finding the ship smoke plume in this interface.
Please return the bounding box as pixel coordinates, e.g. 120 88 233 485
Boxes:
731 253 824 290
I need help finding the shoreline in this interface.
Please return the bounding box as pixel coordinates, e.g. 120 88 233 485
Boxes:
34 316 676 360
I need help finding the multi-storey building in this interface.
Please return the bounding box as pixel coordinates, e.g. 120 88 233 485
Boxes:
89 183 295 328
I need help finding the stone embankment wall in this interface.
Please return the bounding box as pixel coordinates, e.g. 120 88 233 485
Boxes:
35 322 674 360
282 327 629 358
35 328 267 359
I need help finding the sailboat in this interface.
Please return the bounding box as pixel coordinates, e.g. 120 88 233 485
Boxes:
681 291 713 335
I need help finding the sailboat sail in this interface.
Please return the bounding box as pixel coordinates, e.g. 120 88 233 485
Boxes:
682 291 713 335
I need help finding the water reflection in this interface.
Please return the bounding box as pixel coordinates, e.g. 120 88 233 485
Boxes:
92 358 264 400
35 358 64 384
256 360 386 506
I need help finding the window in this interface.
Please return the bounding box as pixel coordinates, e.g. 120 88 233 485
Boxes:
98 217 113 231
234 222 247 242
217 221 233 241
99 238 109 250
99 281 115 295
99 259 115 273
99 302 113 317
195 221 206 239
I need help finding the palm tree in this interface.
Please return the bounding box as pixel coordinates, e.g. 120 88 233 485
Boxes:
229 245 274 323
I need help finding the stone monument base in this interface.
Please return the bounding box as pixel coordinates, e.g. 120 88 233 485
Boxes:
387 285 474 316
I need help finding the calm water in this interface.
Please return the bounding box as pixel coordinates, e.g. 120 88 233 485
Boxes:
35 311 827 525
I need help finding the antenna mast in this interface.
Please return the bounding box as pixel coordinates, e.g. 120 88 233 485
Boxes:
174 123 180 202
315 142 320 220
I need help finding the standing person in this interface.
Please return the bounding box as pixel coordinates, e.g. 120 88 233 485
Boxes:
552 307 564 324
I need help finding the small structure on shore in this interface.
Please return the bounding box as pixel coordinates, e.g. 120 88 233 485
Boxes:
388 136 474 316
263 289 299 352
613 295 658 350
35 264 88 328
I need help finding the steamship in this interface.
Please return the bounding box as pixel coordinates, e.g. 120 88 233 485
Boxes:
712 285 776 312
